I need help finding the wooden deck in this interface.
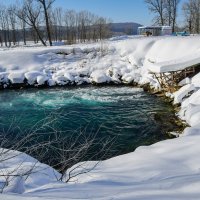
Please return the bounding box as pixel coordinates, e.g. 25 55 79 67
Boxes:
151 65 200 92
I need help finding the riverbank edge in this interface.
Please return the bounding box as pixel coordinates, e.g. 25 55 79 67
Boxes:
139 82 188 136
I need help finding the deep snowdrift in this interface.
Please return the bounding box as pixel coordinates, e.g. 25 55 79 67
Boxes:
1 36 200 199
0 36 199 88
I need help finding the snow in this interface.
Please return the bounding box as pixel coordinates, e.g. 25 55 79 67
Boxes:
173 84 196 104
8 72 25 84
0 149 60 195
2 134 200 200
1 35 200 199
90 70 111 83
146 52 200 73
144 36 200 73
24 71 44 85
1 36 200 87
192 72 200 87
178 77 191 86
0 73 9 85
36 75 48 85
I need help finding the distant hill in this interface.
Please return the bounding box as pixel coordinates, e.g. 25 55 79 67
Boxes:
110 22 142 36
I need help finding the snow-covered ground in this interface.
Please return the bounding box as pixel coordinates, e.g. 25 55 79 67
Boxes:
1 35 200 199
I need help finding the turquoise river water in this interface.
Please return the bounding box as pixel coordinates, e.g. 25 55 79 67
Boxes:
0 86 173 164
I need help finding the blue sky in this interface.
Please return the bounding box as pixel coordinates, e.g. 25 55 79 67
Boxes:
3 0 186 26
54 0 154 25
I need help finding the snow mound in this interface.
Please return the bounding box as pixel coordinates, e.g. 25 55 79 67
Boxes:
90 70 111 83
173 84 195 104
0 149 60 195
8 73 25 84
25 71 44 85
0 36 200 87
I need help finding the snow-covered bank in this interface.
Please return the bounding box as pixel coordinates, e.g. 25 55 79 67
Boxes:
2 133 200 200
1 36 200 88
1 36 200 199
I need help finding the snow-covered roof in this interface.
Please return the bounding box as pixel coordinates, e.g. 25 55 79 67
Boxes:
138 26 172 30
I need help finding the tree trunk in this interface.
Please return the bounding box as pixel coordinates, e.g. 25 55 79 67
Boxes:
33 24 46 46
43 1 52 46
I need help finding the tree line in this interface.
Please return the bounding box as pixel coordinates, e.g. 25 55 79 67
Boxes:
145 0 180 32
0 0 111 47
182 0 200 34
145 0 200 34
1 0 200 48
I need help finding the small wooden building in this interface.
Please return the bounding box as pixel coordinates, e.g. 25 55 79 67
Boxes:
138 26 172 36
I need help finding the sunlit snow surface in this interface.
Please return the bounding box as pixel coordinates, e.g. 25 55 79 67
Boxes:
1 36 200 200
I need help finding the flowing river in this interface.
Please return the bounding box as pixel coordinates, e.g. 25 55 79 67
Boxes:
0 86 174 164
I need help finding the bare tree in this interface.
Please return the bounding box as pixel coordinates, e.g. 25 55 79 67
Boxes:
0 114 116 192
145 0 166 25
51 7 64 42
97 17 111 40
182 1 193 33
8 5 18 46
145 0 180 31
0 6 8 46
36 0 55 46
64 10 77 44
16 0 46 46
165 0 180 32
17 6 27 45
0 1 111 47
183 0 200 34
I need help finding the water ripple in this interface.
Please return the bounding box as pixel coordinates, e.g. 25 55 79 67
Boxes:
0 86 171 157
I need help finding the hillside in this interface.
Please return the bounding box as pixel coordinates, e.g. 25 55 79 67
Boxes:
110 22 142 35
